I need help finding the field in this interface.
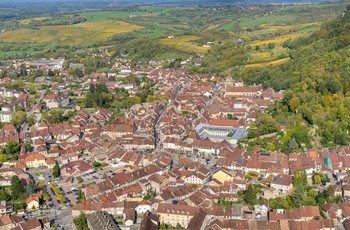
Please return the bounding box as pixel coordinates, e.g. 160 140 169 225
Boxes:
175 42 208 53
19 17 52 25
245 57 290 68
239 15 297 27
249 33 307 47
160 36 201 45
0 20 142 45
0 3 348 61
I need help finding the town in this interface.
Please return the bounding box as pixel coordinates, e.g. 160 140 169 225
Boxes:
0 55 347 230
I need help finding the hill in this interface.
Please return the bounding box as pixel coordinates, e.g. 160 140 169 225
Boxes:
236 6 350 152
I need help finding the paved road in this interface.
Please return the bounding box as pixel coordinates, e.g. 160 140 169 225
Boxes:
327 171 337 185
154 85 183 148
21 89 45 132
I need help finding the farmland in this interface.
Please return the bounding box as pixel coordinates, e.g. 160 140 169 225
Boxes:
0 2 348 65
0 20 142 45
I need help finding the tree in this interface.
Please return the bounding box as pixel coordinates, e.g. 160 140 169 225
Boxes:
268 42 276 49
27 116 36 126
52 164 60 178
10 111 26 128
76 176 83 183
42 193 50 201
291 185 305 207
37 182 45 190
288 138 299 151
5 140 20 156
25 142 33 152
293 170 307 189
0 189 11 201
244 184 256 205
26 179 36 195
315 193 326 204
57 194 65 203
337 103 346 121
160 222 167 229
102 172 107 180
11 175 23 200
313 175 321 185
73 212 89 230
175 223 183 229
326 185 335 199
289 96 300 114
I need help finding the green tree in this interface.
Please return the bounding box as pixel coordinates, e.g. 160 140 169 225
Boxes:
326 185 335 199
289 96 300 114
5 140 20 155
52 164 60 178
175 223 183 229
0 189 11 201
293 170 307 188
244 184 256 205
10 111 26 128
57 194 65 203
313 175 321 185
42 193 50 201
25 142 33 152
73 212 89 230
291 185 305 207
337 103 346 121
315 193 326 204
26 179 36 195
102 172 107 180
11 175 23 200
268 42 276 49
37 182 45 190
288 138 299 151
27 116 36 126
160 222 167 229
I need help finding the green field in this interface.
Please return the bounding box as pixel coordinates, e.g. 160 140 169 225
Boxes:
239 15 297 27
0 3 348 62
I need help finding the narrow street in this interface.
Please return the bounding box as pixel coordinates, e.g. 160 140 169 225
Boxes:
154 85 184 149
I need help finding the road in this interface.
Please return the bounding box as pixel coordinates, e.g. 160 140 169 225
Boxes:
327 171 337 185
29 168 73 229
21 89 45 132
154 84 184 149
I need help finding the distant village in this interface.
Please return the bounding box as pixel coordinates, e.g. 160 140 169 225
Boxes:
0 56 348 230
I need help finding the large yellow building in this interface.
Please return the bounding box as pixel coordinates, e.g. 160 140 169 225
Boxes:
157 203 198 228
212 167 235 184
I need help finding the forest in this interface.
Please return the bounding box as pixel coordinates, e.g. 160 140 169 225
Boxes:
236 6 350 152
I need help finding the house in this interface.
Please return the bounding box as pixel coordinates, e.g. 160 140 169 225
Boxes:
43 94 70 108
19 153 56 169
136 200 152 215
140 210 159 230
157 203 198 228
0 214 24 229
269 175 293 194
212 168 235 184
342 185 350 198
12 218 42 230
72 201 125 217
26 194 40 210
60 160 93 177
103 123 135 139
87 211 120 230
254 201 269 215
